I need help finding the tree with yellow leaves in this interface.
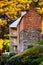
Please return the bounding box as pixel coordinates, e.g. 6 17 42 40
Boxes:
0 0 43 38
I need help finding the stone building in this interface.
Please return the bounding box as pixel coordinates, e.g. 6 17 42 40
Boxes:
17 5 42 52
9 12 26 53
9 5 43 53
9 17 21 53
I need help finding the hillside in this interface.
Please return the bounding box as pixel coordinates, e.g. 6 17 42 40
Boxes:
6 46 43 65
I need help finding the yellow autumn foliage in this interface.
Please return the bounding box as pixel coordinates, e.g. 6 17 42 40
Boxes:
0 0 43 19
41 20 43 34
0 39 10 49
0 0 43 39
36 7 43 14
38 2 43 6
0 19 7 26
0 39 4 49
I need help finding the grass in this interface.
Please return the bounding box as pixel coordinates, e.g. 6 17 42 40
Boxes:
27 40 43 45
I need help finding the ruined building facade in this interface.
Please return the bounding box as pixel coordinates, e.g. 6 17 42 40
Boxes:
9 5 43 53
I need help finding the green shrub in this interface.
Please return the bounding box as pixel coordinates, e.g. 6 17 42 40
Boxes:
10 53 16 57
6 46 43 65
40 62 43 65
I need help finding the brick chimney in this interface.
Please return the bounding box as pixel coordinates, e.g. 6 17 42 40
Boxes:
29 4 36 12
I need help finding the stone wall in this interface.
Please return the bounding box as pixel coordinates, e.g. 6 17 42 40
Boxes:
18 5 42 52
19 29 41 51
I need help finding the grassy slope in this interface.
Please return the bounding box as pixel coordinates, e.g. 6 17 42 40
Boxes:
28 40 43 45
35 41 43 44
6 46 43 65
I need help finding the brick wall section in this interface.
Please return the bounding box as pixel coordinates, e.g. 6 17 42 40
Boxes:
19 7 42 32
24 11 41 30
19 18 24 32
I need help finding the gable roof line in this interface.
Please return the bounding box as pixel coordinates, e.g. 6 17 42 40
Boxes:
9 12 27 27
17 12 27 25
9 17 22 27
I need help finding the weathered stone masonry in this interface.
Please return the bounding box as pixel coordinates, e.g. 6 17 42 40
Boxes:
18 5 42 51
9 5 43 53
